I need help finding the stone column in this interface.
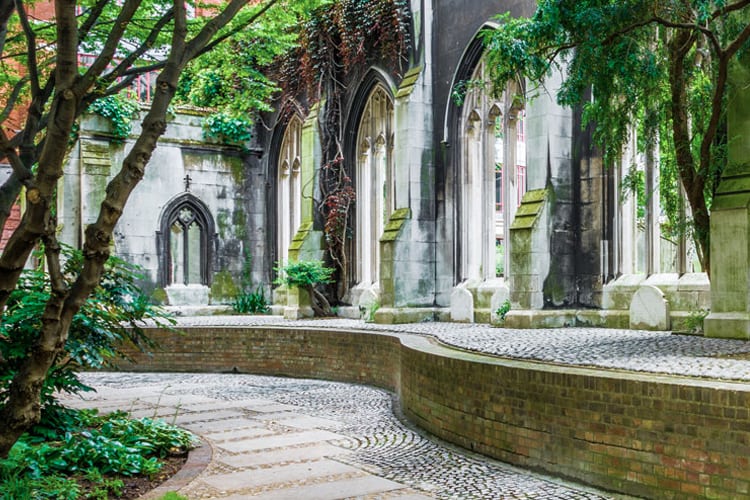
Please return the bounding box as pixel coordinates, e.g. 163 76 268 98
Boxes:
704 51 750 339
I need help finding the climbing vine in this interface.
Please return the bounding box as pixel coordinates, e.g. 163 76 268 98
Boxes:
278 0 410 299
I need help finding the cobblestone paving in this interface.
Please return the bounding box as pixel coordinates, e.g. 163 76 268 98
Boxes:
168 315 750 381
71 372 611 499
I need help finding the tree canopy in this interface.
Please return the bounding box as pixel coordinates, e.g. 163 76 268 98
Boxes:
484 0 750 274
0 0 326 457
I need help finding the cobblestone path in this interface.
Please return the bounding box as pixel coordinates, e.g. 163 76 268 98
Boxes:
64 372 614 500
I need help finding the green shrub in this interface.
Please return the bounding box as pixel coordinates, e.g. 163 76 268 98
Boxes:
0 411 196 498
274 260 334 288
495 299 511 322
0 245 175 417
232 285 270 314
203 112 252 146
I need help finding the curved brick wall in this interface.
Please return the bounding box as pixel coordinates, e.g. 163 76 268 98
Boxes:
122 326 750 499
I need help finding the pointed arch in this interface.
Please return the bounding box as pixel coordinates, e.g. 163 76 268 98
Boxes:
448 35 528 284
344 70 396 293
157 193 216 287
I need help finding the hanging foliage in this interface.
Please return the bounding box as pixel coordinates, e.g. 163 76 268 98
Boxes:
277 0 410 299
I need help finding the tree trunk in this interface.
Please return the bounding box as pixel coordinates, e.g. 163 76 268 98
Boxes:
308 285 333 317
668 31 711 275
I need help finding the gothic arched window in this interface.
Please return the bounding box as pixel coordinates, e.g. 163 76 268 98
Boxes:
459 58 526 281
355 85 394 286
157 193 215 287
277 115 303 265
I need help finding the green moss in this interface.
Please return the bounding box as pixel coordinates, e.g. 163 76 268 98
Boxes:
228 156 245 184
152 287 168 305
210 270 238 303
216 209 230 239
232 208 247 239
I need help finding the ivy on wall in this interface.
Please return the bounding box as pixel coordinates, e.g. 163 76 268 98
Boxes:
86 94 140 142
278 0 411 299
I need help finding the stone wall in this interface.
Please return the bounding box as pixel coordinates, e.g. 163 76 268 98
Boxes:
60 108 265 304
120 326 750 499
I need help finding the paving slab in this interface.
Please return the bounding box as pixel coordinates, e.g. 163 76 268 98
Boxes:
219 443 350 468
182 417 263 433
236 474 407 500
216 429 346 454
200 459 363 491
172 409 247 425
253 412 342 430
204 427 276 442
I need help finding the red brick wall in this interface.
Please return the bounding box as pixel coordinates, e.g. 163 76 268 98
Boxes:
120 326 750 499
1 203 21 249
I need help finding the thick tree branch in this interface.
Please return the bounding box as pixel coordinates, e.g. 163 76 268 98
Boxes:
0 0 79 310
0 173 22 235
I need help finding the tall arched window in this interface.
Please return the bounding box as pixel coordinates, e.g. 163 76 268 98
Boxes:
277 115 303 265
355 85 394 286
157 193 215 287
459 58 526 281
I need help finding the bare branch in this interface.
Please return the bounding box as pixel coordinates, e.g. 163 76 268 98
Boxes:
94 8 174 92
42 230 67 299
13 0 40 97
0 0 13 57
75 0 144 96
711 0 750 20
0 76 29 123
0 127 31 183
77 0 111 41
184 0 280 63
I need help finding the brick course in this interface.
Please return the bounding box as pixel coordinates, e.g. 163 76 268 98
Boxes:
120 326 750 499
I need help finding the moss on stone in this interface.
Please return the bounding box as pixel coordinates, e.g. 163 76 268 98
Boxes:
152 287 168 305
210 270 238 303
232 208 247 240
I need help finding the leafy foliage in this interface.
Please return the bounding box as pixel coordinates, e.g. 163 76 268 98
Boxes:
203 112 253 146
232 285 270 314
86 94 140 141
0 410 196 498
0 245 174 414
483 0 750 274
274 260 335 288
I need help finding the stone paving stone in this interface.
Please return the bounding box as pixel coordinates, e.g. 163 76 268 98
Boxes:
254 412 343 430
172 409 247 425
216 429 347 453
219 443 351 468
237 475 407 500
180 400 268 412
182 417 263 433
200 459 364 491
247 402 301 413
204 426 276 442
128 407 183 420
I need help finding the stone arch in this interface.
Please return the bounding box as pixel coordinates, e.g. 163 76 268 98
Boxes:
267 100 306 270
157 193 216 287
448 34 527 285
343 70 396 299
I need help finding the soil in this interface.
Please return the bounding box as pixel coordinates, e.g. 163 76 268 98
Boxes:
77 453 188 499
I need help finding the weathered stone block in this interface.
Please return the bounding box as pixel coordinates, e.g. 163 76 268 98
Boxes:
450 285 474 323
629 285 670 330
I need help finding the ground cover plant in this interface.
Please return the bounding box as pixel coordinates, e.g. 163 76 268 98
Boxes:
0 408 196 499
